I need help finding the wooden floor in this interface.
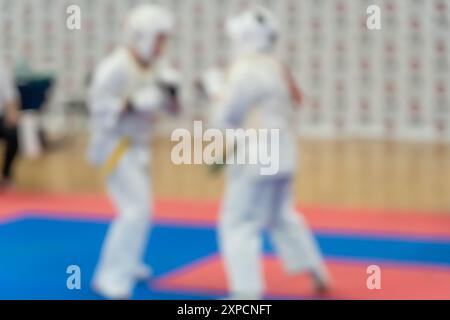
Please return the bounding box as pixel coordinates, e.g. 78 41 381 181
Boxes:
11 135 450 212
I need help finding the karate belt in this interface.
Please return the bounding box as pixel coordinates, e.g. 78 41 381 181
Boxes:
100 138 131 178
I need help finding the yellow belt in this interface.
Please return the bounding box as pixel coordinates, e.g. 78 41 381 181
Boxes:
100 138 131 178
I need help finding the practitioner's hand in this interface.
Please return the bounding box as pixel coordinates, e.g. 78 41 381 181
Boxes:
130 86 166 113
158 81 181 116
156 67 182 116
206 141 237 175
207 160 227 175
198 68 226 101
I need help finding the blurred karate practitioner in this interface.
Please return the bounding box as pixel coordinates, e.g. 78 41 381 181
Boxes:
0 62 19 189
202 7 330 299
88 5 180 299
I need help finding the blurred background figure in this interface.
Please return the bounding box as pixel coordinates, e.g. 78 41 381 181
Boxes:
88 4 180 299
15 60 54 160
200 7 330 299
0 60 19 189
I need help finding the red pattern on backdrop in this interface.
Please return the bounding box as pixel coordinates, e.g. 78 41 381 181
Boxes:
0 0 447 140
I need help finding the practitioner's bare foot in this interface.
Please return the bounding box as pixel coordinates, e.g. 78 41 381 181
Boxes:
92 281 131 300
135 264 152 281
310 269 332 296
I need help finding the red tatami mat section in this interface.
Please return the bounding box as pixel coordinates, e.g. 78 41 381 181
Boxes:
153 255 450 300
2 192 450 238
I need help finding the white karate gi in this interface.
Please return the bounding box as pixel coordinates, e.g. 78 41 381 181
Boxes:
210 7 329 299
88 5 176 299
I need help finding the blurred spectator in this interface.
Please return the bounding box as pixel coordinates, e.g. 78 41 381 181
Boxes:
0 61 19 188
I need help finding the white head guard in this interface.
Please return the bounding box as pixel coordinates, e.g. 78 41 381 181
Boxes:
124 4 174 63
226 6 279 56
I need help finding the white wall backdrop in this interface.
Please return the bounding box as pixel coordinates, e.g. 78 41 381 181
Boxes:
0 0 448 141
